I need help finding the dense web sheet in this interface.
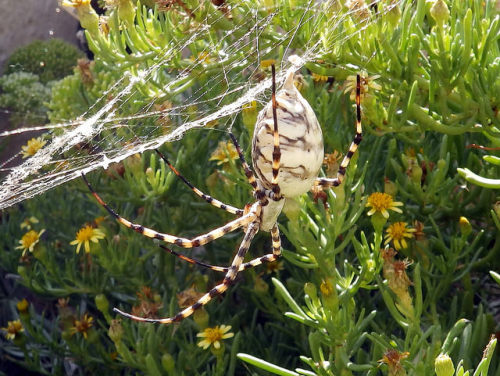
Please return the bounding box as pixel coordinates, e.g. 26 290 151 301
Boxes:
0 0 401 210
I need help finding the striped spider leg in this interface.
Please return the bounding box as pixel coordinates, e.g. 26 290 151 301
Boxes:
154 149 244 216
315 74 362 189
158 223 280 273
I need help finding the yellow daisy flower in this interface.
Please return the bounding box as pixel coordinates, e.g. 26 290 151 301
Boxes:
21 137 46 158
16 229 45 256
70 313 93 339
344 73 381 101
17 299 29 313
2 320 24 340
20 216 39 230
209 141 239 166
197 325 234 350
366 192 403 218
311 72 329 82
70 225 105 254
384 222 416 250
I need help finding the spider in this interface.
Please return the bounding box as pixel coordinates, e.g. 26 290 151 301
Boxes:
82 64 362 324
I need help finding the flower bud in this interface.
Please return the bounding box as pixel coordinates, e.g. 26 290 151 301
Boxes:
430 0 450 27
371 212 388 233
242 101 258 134
17 298 29 314
304 282 317 300
320 278 338 311
386 2 402 27
254 275 269 295
193 308 209 329
459 216 472 237
95 294 110 314
117 0 135 27
494 201 500 218
77 3 100 37
161 353 176 373
108 319 123 342
384 178 398 197
410 164 423 184
435 354 455 376
145 167 154 179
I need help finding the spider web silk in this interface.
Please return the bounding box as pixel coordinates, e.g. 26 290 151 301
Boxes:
0 0 402 210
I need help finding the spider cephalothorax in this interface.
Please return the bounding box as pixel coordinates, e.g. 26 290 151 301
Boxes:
82 62 362 324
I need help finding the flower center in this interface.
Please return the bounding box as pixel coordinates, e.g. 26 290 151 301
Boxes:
21 230 39 247
368 192 393 211
388 222 407 239
205 328 224 343
76 226 95 242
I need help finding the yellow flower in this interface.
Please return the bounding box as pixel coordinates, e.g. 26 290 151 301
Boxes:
384 222 416 250
344 73 382 101
242 101 257 114
323 151 343 177
366 192 403 218
70 314 93 339
70 225 105 254
62 0 91 7
20 216 39 230
93 216 106 226
197 325 234 350
17 299 29 313
16 229 45 256
260 59 276 69
62 0 99 35
265 260 284 274
190 51 212 64
2 320 24 340
209 141 239 166
312 72 329 82
21 137 46 158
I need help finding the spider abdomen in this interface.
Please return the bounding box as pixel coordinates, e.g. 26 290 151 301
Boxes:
252 72 324 198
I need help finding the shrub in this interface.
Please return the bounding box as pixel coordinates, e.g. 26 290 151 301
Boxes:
0 72 52 126
4 39 83 84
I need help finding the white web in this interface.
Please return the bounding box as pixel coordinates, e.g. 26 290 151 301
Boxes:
0 0 402 210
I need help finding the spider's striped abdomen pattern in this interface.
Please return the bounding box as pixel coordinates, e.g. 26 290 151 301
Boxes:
82 63 362 325
252 72 324 199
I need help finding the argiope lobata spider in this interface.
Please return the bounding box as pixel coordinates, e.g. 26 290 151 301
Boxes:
82 64 362 324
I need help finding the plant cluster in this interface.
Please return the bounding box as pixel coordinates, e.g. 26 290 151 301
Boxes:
1 0 499 375
4 39 83 84
0 39 82 126
0 72 52 126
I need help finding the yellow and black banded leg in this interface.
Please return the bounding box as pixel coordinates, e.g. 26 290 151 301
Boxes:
114 222 260 323
155 149 243 216
315 74 362 188
270 64 282 200
82 173 256 248
158 223 281 272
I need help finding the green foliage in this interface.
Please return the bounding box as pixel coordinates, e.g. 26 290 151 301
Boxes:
4 39 83 84
0 72 52 126
2 0 500 375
